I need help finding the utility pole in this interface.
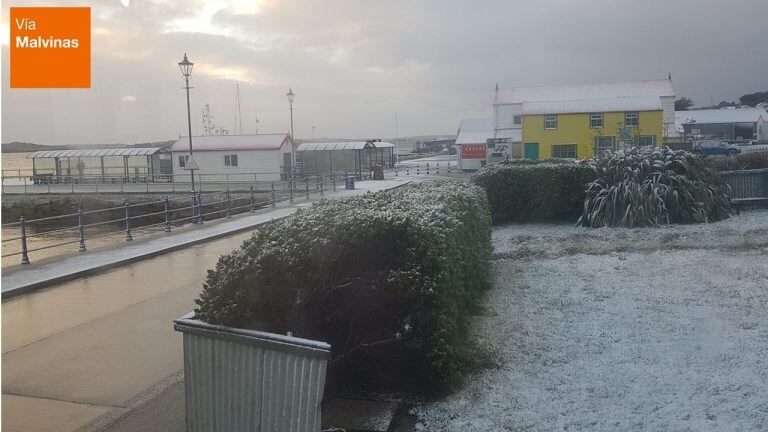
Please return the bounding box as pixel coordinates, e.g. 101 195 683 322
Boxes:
395 112 400 164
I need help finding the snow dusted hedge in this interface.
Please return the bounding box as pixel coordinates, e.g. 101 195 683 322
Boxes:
194 181 491 390
473 160 597 224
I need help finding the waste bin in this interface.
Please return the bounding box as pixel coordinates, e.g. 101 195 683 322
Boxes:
372 164 384 180
345 177 355 190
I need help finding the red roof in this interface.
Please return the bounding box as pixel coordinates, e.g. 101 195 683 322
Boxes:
171 134 294 152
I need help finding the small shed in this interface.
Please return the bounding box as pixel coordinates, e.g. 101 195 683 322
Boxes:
297 141 393 178
27 147 172 183
171 134 296 181
456 119 493 171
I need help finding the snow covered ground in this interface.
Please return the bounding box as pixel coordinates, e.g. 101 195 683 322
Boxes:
414 211 768 431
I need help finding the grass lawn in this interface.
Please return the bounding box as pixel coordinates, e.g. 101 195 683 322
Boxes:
414 210 768 431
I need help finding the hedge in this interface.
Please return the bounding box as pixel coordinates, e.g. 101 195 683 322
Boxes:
194 181 491 391
472 160 597 224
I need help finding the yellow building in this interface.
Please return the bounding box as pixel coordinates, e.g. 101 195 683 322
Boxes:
492 79 676 160
521 101 664 159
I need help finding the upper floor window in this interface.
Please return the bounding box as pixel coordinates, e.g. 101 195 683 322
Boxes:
224 154 239 167
513 115 522 125
625 112 639 127
178 155 188 167
590 113 604 128
544 115 558 130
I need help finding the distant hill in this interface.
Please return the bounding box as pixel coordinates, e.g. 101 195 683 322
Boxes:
1 142 59 153
1 140 175 153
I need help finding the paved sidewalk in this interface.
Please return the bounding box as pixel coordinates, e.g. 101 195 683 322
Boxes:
2 179 409 298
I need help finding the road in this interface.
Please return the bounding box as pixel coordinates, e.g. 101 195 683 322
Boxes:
1 227 256 432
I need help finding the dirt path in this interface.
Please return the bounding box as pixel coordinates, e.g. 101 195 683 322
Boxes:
415 212 768 431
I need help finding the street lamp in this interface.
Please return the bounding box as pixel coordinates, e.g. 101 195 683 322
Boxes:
286 88 295 171
178 53 195 192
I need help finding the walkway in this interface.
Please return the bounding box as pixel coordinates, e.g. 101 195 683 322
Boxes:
1 179 408 432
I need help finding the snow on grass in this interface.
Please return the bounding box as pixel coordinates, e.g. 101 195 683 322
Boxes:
413 211 768 431
492 209 768 259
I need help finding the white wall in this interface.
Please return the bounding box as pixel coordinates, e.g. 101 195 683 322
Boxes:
661 96 676 137
172 149 284 182
494 103 522 130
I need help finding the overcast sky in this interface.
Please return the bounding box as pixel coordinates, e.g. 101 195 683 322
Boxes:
2 0 767 145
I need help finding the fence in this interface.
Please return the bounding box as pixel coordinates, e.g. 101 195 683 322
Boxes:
1 173 344 265
0 170 368 195
720 168 768 204
392 161 466 177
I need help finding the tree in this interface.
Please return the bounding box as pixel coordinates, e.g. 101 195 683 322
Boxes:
675 97 695 111
739 91 768 107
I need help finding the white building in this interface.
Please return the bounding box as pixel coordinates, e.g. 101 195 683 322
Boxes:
171 134 296 182
675 107 768 142
455 119 493 171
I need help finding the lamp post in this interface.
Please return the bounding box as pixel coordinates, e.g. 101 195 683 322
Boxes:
179 53 195 192
286 88 295 170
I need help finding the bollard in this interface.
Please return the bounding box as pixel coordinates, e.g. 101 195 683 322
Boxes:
289 178 294 202
305 177 310 199
191 192 198 224
319 175 324 195
197 192 204 224
416 164 420 175
332 173 337 191
225 189 231 218
437 162 440 174
270 183 276 208
448 161 452 174
124 202 133 241
78 207 87 252
164 197 172 232
395 165 399 176
20 216 30 265
427 163 430 175
406 166 410 175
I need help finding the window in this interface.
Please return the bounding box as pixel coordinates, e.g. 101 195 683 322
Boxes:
638 135 657 147
590 113 604 128
224 154 238 167
625 112 639 127
594 136 616 157
513 115 522 125
544 115 558 130
178 155 188 167
551 144 577 159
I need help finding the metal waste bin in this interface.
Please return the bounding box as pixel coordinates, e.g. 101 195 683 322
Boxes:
372 164 384 180
345 177 355 190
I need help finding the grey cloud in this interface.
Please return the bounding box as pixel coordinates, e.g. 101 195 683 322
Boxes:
2 0 767 145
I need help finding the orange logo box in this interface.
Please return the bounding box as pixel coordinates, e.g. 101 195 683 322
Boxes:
10 7 91 88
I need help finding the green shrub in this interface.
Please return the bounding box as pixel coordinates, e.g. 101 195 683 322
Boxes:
472 160 597 224
194 181 491 391
578 147 732 228
711 152 768 171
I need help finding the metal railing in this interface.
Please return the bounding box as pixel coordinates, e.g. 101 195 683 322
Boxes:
0 170 369 194
1 173 346 265
392 161 465 177
720 168 768 203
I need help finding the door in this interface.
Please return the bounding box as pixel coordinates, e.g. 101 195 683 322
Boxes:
524 142 539 160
